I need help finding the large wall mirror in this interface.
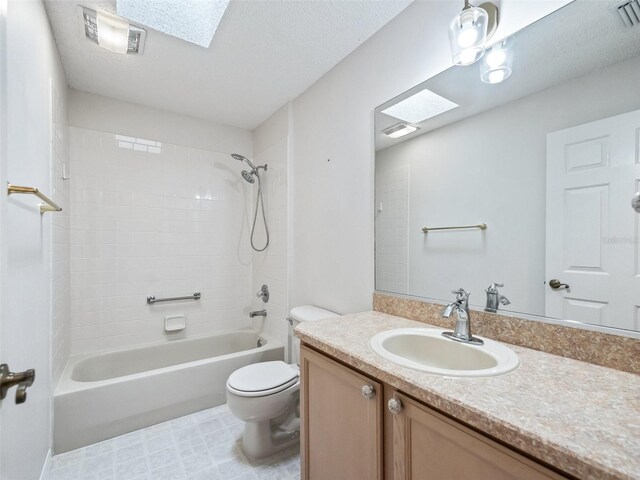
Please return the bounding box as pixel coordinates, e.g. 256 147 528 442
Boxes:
374 0 640 337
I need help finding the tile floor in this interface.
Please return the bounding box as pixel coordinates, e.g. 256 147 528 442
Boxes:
48 404 300 480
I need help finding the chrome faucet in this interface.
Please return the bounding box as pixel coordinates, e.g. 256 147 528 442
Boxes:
484 283 510 313
249 309 267 318
441 288 484 346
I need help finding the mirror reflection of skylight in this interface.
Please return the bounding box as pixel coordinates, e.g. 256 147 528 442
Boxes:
382 89 459 124
116 0 231 48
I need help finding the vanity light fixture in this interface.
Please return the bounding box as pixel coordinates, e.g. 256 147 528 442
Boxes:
82 7 146 55
449 0 499 66
383 123 419 139
480 39 514 84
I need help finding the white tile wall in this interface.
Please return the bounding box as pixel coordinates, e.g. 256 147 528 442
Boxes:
375 165 409 292
251 106 290 358
251 137 289 355
51 83 70 385
69 127 254 355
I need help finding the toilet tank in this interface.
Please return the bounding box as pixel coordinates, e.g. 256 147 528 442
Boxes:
289 306 339 364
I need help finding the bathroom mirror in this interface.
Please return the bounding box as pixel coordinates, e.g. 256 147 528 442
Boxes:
374 0 640 336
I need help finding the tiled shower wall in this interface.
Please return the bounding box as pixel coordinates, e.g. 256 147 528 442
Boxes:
51 84 70 384
69 127 254 354
251 138 288 345
251 105 290 356
374 164 409 293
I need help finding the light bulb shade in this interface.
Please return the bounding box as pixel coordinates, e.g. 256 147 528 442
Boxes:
480 39 513 84
97 12 130 54
449 5 488 66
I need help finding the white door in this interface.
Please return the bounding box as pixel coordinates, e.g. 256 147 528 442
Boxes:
0 1 6 478
1 1 55 478
546 109 640 331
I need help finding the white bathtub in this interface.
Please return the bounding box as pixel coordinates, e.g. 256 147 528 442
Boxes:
54 329 283 453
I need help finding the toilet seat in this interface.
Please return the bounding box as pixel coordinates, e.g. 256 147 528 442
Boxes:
227 361 299 398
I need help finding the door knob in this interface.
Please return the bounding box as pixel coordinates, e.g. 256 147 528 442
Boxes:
0 364 35 404
632 193 640 213
388 397 403 415
549 279 570 290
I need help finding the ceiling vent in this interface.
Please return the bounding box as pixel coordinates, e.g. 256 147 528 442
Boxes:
382 122 419 139
82 7 146 54
617 0 640 27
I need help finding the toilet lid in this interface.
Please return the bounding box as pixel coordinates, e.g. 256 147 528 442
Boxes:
227 361 299 394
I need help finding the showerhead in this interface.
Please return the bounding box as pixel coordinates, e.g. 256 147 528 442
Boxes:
241 170 256 184
232 153 268 185
231 153 256 171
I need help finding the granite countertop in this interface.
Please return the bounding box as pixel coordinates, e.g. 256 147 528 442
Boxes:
295 311 640 480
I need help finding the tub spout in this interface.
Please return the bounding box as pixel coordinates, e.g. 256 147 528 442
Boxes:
249 309 267 318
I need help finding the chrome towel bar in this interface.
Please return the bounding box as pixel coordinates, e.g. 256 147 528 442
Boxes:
7 183 62 214
147 292 201 304
422 223 487 233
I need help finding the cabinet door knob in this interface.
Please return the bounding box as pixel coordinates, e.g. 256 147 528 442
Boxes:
388 397 403 415
361 385 376 400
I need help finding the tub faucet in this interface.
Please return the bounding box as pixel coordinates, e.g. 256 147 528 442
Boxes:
249 309 267 318
441 288 484 346
485 283 511 313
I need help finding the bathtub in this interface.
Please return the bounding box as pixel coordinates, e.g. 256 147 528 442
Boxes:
54 329 283 453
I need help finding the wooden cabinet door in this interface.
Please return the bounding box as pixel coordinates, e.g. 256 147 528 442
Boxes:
300 345 383 480
388 392 567 480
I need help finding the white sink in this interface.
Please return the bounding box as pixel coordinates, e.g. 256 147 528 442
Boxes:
369 328 519 377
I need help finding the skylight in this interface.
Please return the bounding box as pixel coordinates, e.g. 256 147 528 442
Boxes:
116 0 231 48
381 89 459 124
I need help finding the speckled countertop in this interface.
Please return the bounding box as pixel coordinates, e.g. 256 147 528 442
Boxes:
295 312 640 480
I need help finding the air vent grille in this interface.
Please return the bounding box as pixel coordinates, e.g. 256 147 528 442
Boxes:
618 0 640 27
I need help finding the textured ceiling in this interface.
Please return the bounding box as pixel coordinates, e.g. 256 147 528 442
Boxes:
44 0 412 130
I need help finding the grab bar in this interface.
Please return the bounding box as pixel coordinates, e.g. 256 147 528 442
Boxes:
422 223 487 233
147 292 201 304
7 183 62 214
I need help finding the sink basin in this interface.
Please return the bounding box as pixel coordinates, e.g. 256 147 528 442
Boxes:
369 328 519 377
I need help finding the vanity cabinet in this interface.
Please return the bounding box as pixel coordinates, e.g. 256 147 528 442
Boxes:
301 344 568 480
386 391 566 480
300 345 384 480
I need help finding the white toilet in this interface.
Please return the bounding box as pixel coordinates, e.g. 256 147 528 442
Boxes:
226 305 339 459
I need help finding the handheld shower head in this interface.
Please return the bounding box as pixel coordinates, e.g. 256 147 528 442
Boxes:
232 153 268 185
233 152 270 252
241 170 256 184
231 153 257 171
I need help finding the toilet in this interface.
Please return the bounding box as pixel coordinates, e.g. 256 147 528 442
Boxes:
226 305 339 459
